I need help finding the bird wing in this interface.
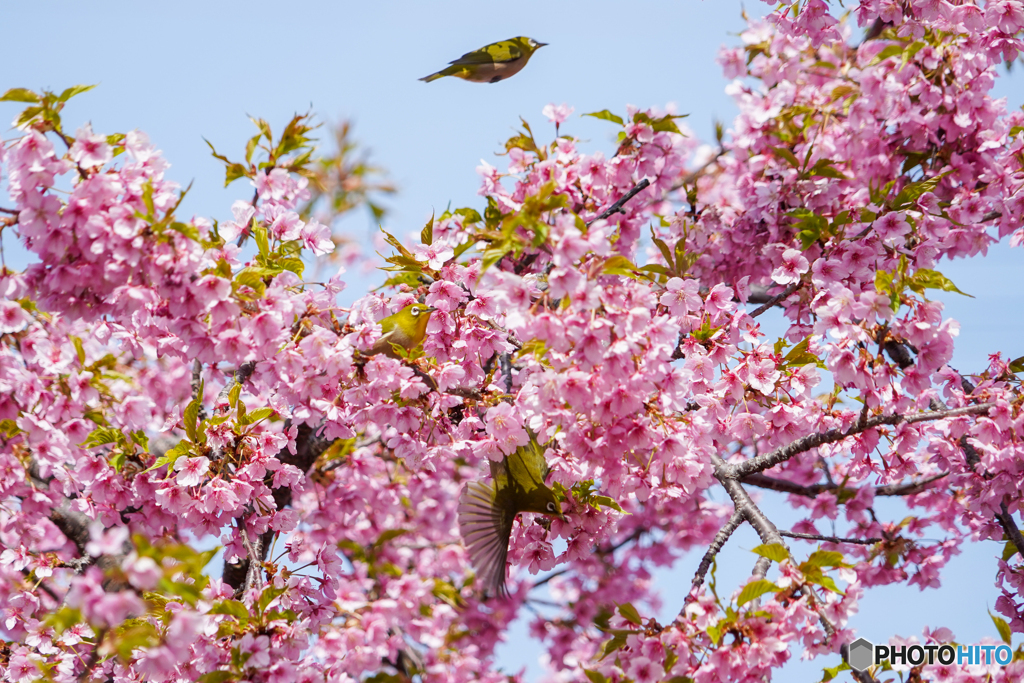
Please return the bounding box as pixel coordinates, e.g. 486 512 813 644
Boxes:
507 437 549 494
458 480 514 598
450 41 524 66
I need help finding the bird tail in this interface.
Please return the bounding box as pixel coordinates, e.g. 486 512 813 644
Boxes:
419 71 444 83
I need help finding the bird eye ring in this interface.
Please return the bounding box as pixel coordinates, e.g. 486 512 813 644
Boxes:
546 502 557 512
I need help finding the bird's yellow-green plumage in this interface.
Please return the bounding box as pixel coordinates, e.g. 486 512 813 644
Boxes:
458 435 565 597
367 303 436 358
420 36 547 84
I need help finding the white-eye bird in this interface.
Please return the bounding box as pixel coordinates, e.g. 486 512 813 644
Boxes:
458 435 565 597
419 37 547 84
366 303 437 358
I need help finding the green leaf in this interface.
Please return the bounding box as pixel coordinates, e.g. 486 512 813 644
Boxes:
602 255 640 278
782 338 819 368
1008 356 1024 375
809 159 847 179
814 573 844 594
81 427 123 449
57 84 97 102
110 621 159 660
198 671 236 683
253 226 270 258
208 599 251 621
892 173 948 210
141 453 172 475
421 213 434 245
806 550 845 568
909 268 972 298
736 578 781 607
130 430 150 451
374 528 409 547
633 111 687 134
278 257 305 277
44 606 83 633
773 147 801 169
821 662 850 680
991 610 1012 645
14 106 43 128
751 543 790 562
454 207 482 224
183 396 202 443
617 602 642 625
240 407 274 426
71 336 87 365
1003 538 1023 561
590 495 625 513
651 229 675 271
584 109 624 126
0 88 39 103
583 669 608 683
597 632 629 660
257 585 286 615
871 44 905 65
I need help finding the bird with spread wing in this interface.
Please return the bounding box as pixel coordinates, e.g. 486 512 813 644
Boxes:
420 36 547 83
458 434 565 597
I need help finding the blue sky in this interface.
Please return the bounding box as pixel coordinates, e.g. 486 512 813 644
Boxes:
3 1 1021 679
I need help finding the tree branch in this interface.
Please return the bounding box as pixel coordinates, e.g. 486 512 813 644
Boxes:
723 403 994 480
779 530 882 545
749 281 802 318
689 511 743 594
587 178 651 226
710 454 787 579
741 471 949 498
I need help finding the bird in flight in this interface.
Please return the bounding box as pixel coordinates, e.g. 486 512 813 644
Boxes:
420 36 547 83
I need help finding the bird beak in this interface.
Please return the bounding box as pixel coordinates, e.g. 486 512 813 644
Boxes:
425 306 438 313
535 42 548 48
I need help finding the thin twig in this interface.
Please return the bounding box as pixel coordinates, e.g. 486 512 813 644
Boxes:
779 530 882 545
741 471 949 498
670 148 725 190
749 281 802 318
587 178 651 226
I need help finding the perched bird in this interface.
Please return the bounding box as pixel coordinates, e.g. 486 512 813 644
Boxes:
366 303 437 358
458 435 565 597
419 37 547 84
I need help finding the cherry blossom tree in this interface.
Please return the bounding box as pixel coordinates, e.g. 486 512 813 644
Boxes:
2 1 1024 682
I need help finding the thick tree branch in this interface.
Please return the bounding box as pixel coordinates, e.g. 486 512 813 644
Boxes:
710 454 787 580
